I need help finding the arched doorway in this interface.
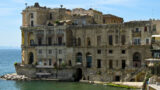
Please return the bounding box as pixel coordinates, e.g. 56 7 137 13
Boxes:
86 52 92 68
28 52 34 64
74 68 82 82
76 52 82 63
133 52 141 67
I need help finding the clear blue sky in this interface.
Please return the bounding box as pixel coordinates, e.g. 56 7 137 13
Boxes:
0 0 160 48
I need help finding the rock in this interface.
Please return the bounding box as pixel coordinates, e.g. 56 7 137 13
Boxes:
0 73 30 81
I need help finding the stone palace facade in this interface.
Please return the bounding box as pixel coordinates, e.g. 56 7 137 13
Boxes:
15 3 160 82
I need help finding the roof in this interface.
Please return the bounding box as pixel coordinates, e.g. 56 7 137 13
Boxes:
103 14 123 19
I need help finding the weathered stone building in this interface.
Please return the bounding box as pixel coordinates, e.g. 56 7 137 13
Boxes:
16 3 160 82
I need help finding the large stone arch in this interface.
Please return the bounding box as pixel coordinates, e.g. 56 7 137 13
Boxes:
133 52 141 67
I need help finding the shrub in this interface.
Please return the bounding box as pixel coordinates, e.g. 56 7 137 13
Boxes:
14 62 18 66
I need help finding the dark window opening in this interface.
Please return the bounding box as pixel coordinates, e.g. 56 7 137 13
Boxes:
48 37 52 45
50 13 52 20
109 35 113 45
122 60 126 69
97 59 101 68
115 76 120 81
97 49 101 54
68 60 72 66
97 36 101 46
133 52 141 67
144 26 147 32
49 59 52 66
87 37 91 46
31 20 34 26
109 60 113 69
28 52 34 64
58 37 63 45
121 35 126 45
109 50 113 54
38 37 42 45
122 50 126 54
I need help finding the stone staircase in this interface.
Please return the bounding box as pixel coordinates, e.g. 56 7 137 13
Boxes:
125 66 146 81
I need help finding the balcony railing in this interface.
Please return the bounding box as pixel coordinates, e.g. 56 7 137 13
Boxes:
22 43 66 47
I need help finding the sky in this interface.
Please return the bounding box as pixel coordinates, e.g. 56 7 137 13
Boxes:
0 0 160 48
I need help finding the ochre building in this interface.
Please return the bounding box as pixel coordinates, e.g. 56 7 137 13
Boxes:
16 3 160 82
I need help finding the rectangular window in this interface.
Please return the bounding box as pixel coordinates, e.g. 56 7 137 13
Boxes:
122 50 126 54
109 35 113 45
48 37 52 45
97 59 101 68
30 13 34 18
97 49 101 54
116 60 118 67
122 60 126 69
109 50 113 54
31 20 34 26
146 39 149 44
109 60 113 69
48 50 52 54
97 36 101 46
59 59 62 66
153 25 156 31
115 35 118 44
136 28 140 32
59 50 62 54
39 49 42 54
49 59 52 66
121 35 126 45
133 38 141 45
144 26 147 32
50 13 52 20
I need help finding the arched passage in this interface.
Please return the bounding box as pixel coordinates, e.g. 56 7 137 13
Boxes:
28 52 34 64
86 52 92 68
74 68 82 82
133 52 141 67
76 52 82 63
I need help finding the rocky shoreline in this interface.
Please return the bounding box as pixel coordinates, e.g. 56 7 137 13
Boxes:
0 73 31 81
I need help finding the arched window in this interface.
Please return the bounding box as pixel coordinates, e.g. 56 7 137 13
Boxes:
86 52 92 68
28 52 34 64
133 52 141 67
77 38 81 46
76 53 82 63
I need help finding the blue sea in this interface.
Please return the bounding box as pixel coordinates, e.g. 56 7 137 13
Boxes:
0 49 128 90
